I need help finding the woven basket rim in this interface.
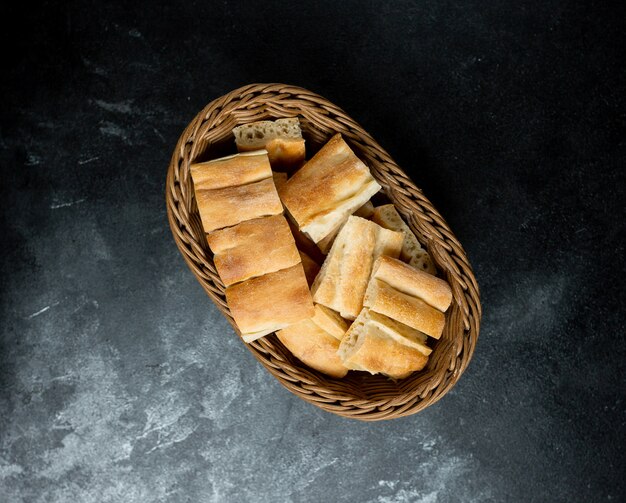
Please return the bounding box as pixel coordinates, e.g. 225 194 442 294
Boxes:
165 83 481 421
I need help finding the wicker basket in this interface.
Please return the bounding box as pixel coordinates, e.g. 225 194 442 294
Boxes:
165 83 481 421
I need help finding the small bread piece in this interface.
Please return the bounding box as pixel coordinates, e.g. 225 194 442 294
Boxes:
272 171 289 192
338 309 428 379
190 150 272 191
310 304 348 341
371 204 436 274
363 279 445 339
299 250 321 286
312 216 403 320
372 256 452 312
277 318 348 378
226 264 314 342
233 118 305 171
207 215 300 286
195 177 283 233
281 134 382 243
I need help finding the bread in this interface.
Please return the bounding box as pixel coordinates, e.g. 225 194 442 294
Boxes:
371 204 436 274
371 256 452 312
276 304 349 378
207 215 300 286
310 304 348 341
280 134 381 243
311 216 403 320
225 264 314 342
338 308 428 379
190 150 273 190
272 171 289 192
233 118 305 171
195 177 283 233
191 151 283 233
299 250 321 286
363 279 445 339
315 200 375 254
365 310 432 356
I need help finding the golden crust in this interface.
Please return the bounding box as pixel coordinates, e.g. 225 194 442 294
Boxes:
190 150 272 191
276 319 348 378
280 134 381 243
195 177 283 233
207 215 300 286
372 256 452 312
363 280 445 339
312 216 403 320
339 309 429 379
310 304 348 340
225 264 314 340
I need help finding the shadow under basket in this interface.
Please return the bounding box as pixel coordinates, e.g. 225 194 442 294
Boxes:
165 83 481 421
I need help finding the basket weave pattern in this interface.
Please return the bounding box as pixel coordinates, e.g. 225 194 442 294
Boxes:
166 84 481 420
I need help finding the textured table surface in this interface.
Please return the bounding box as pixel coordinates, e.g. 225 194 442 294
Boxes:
1 1 625 502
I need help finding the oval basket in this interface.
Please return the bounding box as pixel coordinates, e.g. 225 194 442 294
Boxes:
166 83 481 421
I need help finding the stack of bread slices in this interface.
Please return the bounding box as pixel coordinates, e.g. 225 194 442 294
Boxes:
190 118 452 380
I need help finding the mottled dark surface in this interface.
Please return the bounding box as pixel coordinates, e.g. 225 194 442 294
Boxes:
1 1 625 502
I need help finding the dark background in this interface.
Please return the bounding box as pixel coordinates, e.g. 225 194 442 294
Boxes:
1 1 625 502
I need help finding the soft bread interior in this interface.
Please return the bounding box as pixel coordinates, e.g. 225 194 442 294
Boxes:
233 118 303 149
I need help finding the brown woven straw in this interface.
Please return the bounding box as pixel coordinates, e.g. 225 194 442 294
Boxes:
165 83 481 420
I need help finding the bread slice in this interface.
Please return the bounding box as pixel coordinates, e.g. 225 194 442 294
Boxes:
338 308 429 379
280 134 381 243
371 204 436 274
299 250 321 286
190 150 272 190
311 216 403 320
363 279 445 339
276 317 348 378
195 177 283 233
371 255 452 312
225 264 314 342
206 215 300 286
233 118 305 171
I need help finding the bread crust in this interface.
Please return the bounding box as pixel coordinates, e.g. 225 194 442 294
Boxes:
190 150 272 190
372 255 452 312
339 309 428 379
280 134 381 243
195 177 283 233
312 216 403 320
233 118 305 171
207 215 300 286
363 280 445 339
226 264 314 341
276 318 348 378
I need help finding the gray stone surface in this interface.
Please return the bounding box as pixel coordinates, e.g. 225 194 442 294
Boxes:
1 1 625 502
